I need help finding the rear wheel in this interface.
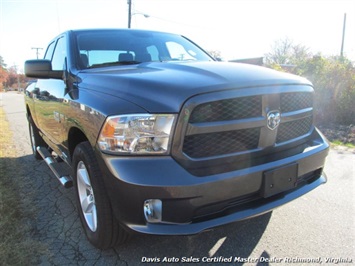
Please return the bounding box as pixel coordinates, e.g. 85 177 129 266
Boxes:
28 115 46 160
72 141 129 249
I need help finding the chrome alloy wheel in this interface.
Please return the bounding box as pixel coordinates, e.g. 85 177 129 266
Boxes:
77 161 97 232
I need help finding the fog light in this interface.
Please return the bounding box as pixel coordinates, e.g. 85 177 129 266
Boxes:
144 199 162 223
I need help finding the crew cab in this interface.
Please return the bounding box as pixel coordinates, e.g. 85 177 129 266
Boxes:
24 29 329 249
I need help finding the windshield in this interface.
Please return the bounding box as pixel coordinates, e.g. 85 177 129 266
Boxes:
75 30 213 69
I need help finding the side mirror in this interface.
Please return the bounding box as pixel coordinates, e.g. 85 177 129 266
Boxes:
25 59 63 79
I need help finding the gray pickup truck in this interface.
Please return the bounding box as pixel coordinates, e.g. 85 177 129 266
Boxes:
24 29 329 249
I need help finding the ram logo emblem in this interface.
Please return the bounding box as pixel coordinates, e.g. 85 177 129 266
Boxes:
267 110 281 130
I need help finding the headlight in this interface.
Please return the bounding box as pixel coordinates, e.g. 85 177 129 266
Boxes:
98 114 176 155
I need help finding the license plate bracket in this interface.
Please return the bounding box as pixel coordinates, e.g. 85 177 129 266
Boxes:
261 163 298 198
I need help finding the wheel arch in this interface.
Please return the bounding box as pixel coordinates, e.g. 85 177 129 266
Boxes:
26 104 31 117
26 104 40 129
26 104 34 123
68 127 90 161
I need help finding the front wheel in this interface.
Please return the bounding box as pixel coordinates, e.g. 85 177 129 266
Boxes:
72 141 129 249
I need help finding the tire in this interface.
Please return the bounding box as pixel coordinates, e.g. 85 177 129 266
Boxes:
28 115 47 160
72 141 129 249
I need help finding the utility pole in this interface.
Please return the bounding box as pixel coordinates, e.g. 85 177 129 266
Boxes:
32 47 43 59
340 13 346 58
128 0 132 28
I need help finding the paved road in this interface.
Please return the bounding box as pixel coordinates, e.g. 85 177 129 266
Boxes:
1 92 354 266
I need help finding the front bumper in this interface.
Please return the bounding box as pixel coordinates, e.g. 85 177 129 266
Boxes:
97 128 329 235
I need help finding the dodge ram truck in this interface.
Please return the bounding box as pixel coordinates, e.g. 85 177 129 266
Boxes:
24 29 329 249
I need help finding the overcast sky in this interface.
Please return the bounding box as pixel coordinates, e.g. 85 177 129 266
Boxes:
0 0 354 71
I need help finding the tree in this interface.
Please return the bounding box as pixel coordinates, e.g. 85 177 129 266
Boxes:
265 37 293 65
265 39 355 125
0 58 29 91
303 56 355 125
265 38 311 71
0 55 7 68
6 66 28 90
0 55 8 90
7 66 18 87
207 50 222 60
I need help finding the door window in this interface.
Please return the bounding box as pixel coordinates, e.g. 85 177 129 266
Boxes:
44 41 56 60
51 37 67 70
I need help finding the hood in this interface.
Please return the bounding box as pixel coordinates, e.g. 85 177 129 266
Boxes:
78 61 311 113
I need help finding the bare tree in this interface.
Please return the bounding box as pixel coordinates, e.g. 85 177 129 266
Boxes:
265 37 310 66
207 50 222 60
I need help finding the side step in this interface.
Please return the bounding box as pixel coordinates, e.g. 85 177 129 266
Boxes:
36 146 73 188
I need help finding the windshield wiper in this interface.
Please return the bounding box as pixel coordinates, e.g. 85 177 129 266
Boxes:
88 61 141 69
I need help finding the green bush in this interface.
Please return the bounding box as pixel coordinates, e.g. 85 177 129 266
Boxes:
265 39 355 126
301 56 355 125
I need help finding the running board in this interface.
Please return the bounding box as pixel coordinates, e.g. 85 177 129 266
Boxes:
36 146 73 188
